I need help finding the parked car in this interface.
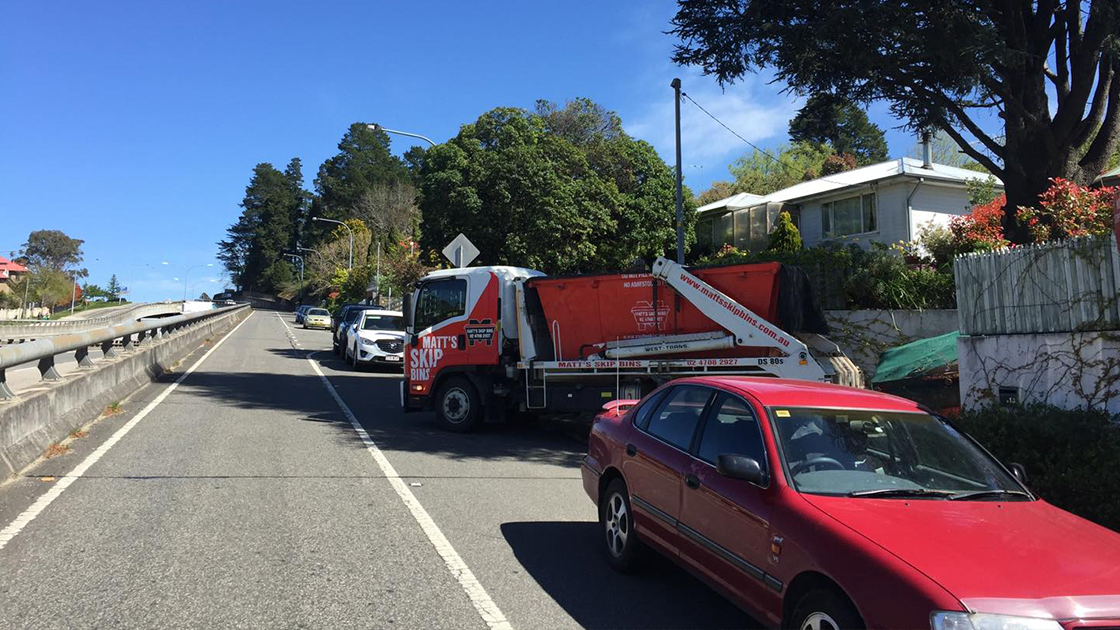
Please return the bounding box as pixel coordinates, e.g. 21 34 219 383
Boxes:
344 309 405 369
303 307 331 330
294 305 311 325
331 304 378 355
582 376 1120 630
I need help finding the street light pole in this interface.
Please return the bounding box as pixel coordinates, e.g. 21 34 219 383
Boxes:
312 217 353 269
671 78 685 265
284 253 305 301
367 124 436 148
183 264 213 301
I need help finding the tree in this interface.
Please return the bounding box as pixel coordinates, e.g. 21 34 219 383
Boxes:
106 274 122 299
767 211 802 252
789 94 888 165
419 103 694 274
218 159 306 293
20 230 84 272
312 123 411 225
821 153 858 176
728 141 832 195
697 180 739 206
671 0 1120 243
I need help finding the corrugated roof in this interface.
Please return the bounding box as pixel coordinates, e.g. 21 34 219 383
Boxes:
1095 165 1120 182
699 157 1003 215
0 256 27 273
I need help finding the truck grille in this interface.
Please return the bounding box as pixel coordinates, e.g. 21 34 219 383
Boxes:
377 339 403 353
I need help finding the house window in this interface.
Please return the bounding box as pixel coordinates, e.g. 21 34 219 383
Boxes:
822 193 876 238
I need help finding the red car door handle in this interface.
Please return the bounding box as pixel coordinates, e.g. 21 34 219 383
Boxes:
625 443 637 457
685 474 701 490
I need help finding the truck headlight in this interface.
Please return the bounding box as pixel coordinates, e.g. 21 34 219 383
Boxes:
361 337 376 346
931 612 1063 630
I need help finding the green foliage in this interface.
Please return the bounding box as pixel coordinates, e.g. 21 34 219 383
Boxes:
965 175 999 206
218 159 307 293
788 94 888 165
697 180 739 206
106 274 122 298
419 101 694 274
700 243 956 310
954 404 1120 532
766 211 802 253
20 229 84 272
728 141 832 196
0 290 20 308
313 123 411 224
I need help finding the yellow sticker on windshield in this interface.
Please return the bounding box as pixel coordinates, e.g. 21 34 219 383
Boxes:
775 409 790 417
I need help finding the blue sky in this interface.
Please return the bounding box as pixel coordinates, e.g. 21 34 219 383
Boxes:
2 0 943 302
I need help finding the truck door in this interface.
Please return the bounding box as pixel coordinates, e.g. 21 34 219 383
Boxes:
409 277 469 395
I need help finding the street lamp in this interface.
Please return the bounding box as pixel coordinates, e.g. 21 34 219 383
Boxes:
367 123 436 148
183 264 213 301
283 253 304 301
311 217 353 269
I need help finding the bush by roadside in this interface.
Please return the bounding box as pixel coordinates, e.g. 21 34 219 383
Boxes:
953 404 1120 532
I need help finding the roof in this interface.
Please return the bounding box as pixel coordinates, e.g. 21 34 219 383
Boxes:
0 256 27 273
1095 165 1120 183
697 192 764 214
673 376 922 412
422 265 545 281
872 331 960 384
698 158 1004 216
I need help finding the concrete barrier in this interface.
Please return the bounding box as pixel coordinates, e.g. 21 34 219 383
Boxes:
0 307 251 480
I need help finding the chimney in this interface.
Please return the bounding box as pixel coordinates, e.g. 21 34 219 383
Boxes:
921 130 933 168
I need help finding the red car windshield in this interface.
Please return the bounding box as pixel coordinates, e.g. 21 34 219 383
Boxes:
772 408 1025 498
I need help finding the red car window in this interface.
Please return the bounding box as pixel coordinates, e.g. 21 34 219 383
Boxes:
644 386 713 450
696 394 766 466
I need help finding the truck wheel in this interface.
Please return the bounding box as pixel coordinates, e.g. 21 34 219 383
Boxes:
435 377 481 432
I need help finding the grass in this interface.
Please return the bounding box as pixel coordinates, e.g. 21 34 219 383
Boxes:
69 427 88 439
49 300 130 320
103 401 123 417
44 443 70 458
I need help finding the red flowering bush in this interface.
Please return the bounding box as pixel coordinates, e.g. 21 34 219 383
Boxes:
949 194 1009 251
1017 178 1117 242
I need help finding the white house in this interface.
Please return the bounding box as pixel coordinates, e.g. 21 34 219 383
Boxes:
695 156 1002 255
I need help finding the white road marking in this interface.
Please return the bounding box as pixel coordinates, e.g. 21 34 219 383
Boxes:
0 311 255 552
303 349 512 630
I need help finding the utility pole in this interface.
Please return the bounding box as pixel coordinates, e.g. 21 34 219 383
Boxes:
671 78 685 264
312 217 353 269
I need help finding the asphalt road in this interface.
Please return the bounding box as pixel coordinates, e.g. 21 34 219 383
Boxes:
0 310 756 629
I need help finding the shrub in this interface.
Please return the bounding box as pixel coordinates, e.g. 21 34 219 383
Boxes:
767 211 803 253
954 404 1120 532
950 194 1009 251
1017 178 1117 242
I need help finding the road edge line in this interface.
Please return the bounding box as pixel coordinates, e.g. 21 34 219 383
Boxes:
304 350 512 630
0 310 255 552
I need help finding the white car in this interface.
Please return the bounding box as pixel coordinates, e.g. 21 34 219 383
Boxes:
344 309 405 369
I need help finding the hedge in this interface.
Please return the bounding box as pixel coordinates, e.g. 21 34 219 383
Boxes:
953 404 1120 532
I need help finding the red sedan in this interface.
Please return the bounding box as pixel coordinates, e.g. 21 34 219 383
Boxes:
581 377 1120 630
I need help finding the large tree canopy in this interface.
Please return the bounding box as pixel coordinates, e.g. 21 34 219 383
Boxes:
20 229 84 272
789 94 889 165
671 0 1120 243
419 100 694 274
313 123 411 224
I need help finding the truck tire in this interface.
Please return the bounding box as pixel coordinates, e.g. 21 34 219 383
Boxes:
435 376 481 432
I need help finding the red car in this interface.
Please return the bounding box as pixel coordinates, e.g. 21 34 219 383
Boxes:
581 377 1120 630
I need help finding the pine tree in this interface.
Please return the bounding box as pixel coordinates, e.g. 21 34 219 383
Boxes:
767 211 802 253
106 274 122 298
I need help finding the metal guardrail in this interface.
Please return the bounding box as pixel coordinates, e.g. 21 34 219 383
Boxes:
0 302 186 342
0 303 249 400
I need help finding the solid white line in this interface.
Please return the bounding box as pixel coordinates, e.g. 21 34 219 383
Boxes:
0 311 255 552
304 350 512 630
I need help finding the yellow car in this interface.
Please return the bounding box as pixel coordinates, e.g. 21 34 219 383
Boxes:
303 307 331 329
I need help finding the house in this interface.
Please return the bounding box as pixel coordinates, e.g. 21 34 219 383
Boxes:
0 256 28 295
694 156 1003 256
1095 164 1120 188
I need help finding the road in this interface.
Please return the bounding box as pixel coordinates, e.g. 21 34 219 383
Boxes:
0 311 754 629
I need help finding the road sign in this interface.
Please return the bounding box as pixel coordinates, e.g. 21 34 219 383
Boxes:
442 233 480 268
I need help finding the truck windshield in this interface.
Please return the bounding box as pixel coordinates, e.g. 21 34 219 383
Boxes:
415 278 466 331
363 315 403 331
772 408 1025 498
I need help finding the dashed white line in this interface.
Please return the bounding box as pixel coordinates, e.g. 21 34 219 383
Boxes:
302 347 512 630
0 311 255 552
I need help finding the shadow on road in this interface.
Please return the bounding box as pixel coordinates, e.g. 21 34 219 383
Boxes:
173 348 585 468
501 521 759 630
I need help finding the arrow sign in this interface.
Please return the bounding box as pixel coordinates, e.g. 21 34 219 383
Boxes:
442 233 480 268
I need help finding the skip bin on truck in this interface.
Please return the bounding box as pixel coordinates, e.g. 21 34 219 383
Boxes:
402 256 861 431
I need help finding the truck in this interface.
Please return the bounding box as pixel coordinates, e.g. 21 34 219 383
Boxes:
401 256 861 431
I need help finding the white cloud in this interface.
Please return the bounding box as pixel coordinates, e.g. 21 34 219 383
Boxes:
624 70 802 186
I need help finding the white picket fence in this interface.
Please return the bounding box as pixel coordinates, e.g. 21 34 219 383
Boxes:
954 233 1120 335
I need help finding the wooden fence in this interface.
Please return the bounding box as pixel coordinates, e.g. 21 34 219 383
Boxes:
954 233 1120 335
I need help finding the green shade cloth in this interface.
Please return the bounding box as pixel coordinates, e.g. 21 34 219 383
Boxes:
872 330 960 384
